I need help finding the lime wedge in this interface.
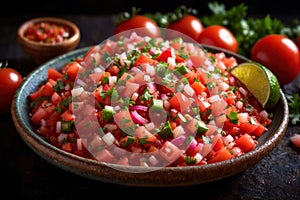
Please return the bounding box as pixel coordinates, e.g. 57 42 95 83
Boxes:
230 62 280 109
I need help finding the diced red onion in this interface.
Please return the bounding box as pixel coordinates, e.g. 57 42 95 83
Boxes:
186 137 197 152
238 87 248 96
147 82 156 94
129 105 148 112
130 110 149 125
171 135 186 146
259 110 269 119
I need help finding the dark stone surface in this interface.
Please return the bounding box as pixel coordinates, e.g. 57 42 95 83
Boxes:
1 13 299 199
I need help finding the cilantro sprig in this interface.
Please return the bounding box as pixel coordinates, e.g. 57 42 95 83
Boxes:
285 93 300 125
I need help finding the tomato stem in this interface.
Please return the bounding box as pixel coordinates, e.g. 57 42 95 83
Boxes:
0 59 8 69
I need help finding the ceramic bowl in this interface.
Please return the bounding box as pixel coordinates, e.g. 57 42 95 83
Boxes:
11 44 289 187
17 17 80 65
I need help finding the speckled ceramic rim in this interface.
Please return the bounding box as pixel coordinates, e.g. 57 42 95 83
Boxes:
11 45 289 187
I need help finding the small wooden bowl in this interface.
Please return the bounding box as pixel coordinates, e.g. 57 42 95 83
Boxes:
17 17 80 65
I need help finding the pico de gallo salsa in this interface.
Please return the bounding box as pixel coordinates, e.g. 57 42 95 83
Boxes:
24 21 71 44
28 32 272 167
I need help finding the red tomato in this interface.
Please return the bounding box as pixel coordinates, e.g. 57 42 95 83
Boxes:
113 15 161 38
166 15 203 41
197 25 238 53
290 133 300 148
296 35 300 49
0 65 23 113
251 34 300 85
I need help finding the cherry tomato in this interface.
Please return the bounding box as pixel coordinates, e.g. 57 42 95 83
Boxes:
251 34 300 85
113 15 161 38
197 25 238 53
0 63 23 114
166 15 203 41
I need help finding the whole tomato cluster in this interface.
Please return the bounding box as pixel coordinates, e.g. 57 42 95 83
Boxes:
113 7 300 86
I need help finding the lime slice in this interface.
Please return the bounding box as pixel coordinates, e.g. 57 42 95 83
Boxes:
230 62 280 109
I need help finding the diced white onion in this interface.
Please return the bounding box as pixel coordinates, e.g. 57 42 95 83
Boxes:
57 133 68 143
236 101 243 110
56 121 61 133
77 138 82 150
184 84 195 96
146 64 155 76
102 132 115 146
172 125 185 138
222 134 234 146
131 92 139 101
167 57 176 67
109 76 117 86
194 153 203 164
41 119 46 126
71 87 84 97
209 94 221 103
238 112 248 123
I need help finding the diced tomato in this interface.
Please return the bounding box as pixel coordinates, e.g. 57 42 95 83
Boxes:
156 47 174 62
208 147 234 164
95 149 115 163
29 85 44 101
212 135 224 151
251 119 268 137
238 122 258 134
61 109 75 121
51 92 62 106
133 53 155 66
31 105 55 125
191 81 206 95
290 134 300 148
48 68 63 81
62 142 73 152
37 125 53 139
134 126 156 146
235 133 255 153
114 109 135 131
40 81 55 97
65 61 82 80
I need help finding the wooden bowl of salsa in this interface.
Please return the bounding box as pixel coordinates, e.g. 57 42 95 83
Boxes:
17 17 80 65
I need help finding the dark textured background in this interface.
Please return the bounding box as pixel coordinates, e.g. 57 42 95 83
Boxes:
2 0 299 17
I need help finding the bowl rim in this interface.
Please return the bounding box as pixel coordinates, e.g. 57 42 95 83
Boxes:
17 16 80 46
11 45 289 187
